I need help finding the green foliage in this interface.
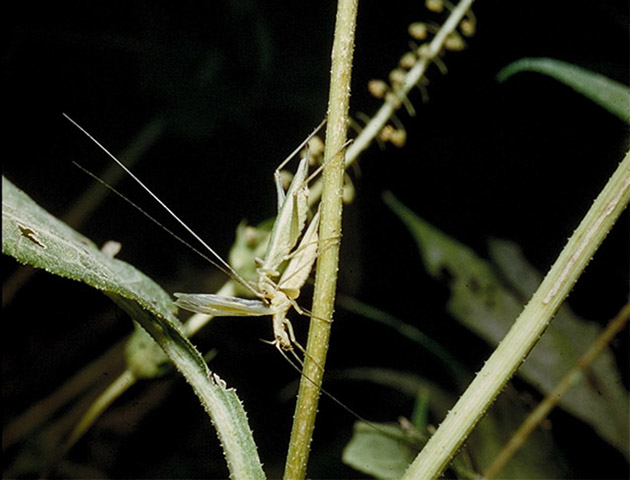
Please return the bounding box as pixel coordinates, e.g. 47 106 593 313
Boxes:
2 177 176 319
497 57 630 124
2 177 265 480
4 4 628 478
384 191 630 459
343 422 418 479
341 374 568 478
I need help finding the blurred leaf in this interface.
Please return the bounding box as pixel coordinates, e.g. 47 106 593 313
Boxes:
488 239 630 459
340 370 564 478
125 324 172 378
497 57 630 123
410 388 431 430
2 177 265 478
228 219 271 297
343 422 417 480
384 192 630 459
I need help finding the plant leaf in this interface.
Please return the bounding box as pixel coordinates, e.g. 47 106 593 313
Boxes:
341 369 565 478
384 191 630 459
497 57 630 123
2 176 265 479
343 422 417 480
2 176 176 319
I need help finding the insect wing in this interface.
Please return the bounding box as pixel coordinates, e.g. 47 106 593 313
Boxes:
260 156 310 277
174 293 272 317
277 209 320 300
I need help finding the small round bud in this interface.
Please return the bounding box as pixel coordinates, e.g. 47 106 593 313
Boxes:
278 170 293 190
390 129 407 148
460 18 476 37
399 51 417 70
342 175 355 204
389 68 407 90
416 43 431 58
408 22 428 41
425 0 444 13
306 135 325 160
367 79 388 99
385 91 402 108
378 125 396 143
444 31 465 51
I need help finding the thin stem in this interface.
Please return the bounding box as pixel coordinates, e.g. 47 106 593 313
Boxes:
283 0 358 478
45 370 137 474
403 150 630 479
483 303 630 479
307 0 476 207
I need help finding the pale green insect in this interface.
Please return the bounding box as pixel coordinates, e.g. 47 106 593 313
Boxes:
65 115 393 437
174 208 320 351
174 121 325 353
175 132 324 352
65 113 324 354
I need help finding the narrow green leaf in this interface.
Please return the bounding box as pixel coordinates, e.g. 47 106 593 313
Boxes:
2 177 264 479
110 294 265 479
497 57 630 123
384 191 630 459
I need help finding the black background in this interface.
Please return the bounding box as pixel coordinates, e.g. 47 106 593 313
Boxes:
4 1 629 478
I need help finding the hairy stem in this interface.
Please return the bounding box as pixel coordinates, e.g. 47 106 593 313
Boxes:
307 0 476 207
283 0 358 478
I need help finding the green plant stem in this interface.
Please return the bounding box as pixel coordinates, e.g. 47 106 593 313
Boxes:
283 0 358 478
343 0 475 169
45 369 137 473
307 0 475 207
1 336 127 449
403 150 630 479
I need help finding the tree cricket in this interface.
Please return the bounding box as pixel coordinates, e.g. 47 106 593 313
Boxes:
64 113 326 362
64 114 403 449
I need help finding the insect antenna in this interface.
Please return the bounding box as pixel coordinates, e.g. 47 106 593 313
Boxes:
63 113 259 298
275 119 327 172
65 115 418 449
277 339 420 449
73 163 247 284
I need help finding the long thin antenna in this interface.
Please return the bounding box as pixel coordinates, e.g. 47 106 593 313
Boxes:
64 114 411 445
63 113 259 298
276 343 420 449
73 162 244 283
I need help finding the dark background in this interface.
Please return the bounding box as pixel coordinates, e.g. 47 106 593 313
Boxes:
4 1 629 478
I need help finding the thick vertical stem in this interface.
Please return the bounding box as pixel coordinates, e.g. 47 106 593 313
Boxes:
283 0 358 478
